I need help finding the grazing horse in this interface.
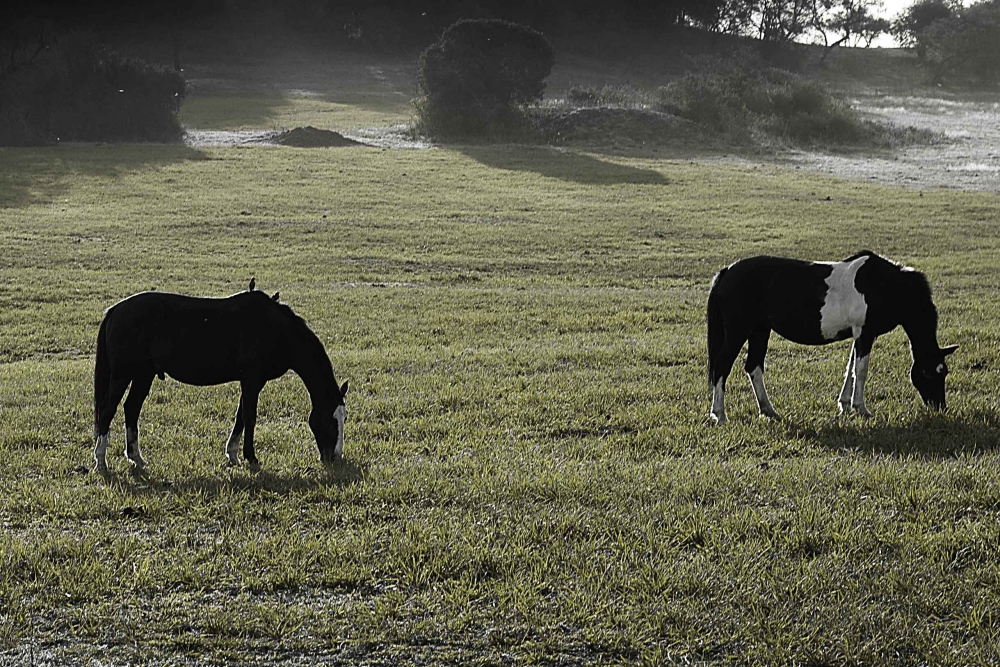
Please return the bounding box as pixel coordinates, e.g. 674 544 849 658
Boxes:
706 251 957 424
93 285 349 473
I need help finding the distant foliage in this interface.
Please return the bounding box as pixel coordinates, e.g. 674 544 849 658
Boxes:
660 56 894 145
891 0 954 52
414 19 554 139
0 35 186 146
914 0 1000 86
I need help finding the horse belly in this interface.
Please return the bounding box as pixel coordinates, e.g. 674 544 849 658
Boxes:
769 314 829 346
150 334 243 386
159 355 241 386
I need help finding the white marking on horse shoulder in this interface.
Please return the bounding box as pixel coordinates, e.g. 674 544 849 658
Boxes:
819 256 869 341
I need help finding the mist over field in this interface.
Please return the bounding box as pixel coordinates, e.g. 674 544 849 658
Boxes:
2 1 1000 665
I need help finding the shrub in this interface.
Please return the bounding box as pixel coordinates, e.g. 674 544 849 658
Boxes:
0 34 186 146
566 83 649 108
659 60 874 146
415 19 554 139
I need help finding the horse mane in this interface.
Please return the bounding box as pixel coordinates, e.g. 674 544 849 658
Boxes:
845 251 937 323
267 296 338 388
844 249 877 262
889 261 939 334
900 266 935 304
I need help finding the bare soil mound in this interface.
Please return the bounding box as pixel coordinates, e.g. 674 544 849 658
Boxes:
274 126 368 147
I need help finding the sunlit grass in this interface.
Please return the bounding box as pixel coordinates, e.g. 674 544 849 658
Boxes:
2 124 1000 663
180 92 413 131
177 49 416 132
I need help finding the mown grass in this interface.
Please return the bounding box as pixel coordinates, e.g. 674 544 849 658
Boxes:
2 121 1000 663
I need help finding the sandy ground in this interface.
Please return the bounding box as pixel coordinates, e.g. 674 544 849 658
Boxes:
782 94 1000 193
184 124 431 149
185 94 999 193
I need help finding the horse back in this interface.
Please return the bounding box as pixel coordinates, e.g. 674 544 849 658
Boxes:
102 291 294 385
713 256 834 344
713 252 915 345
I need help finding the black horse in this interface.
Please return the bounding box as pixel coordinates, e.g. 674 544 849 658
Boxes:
706 251 957 424
93 286 349 473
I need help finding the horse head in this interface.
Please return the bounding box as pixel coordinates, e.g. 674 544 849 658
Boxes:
309 381 350 463
910 344 958 410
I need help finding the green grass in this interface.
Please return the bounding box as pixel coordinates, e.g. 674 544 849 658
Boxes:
179 91 414 131
178 50 416 131
3 91 1000 664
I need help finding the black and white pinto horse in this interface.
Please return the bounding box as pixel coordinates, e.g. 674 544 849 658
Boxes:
706 251 957 424
93 284 349 473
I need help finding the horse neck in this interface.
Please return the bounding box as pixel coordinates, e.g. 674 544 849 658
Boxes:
890 270 939 358
900 304 939 358
289 329 338 410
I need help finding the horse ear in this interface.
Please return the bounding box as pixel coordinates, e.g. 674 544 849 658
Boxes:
271 291 280 301
340 381 350 396
942 344 958 356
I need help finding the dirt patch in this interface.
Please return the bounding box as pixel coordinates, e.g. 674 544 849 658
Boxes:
274 126 368 147
180 95 998 192
184 124 430 149
781 94 1000 192
183 129 279 146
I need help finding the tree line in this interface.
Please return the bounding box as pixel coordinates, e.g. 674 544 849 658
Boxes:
3 0 887 53
892 0 1000 85
4 0 1000 88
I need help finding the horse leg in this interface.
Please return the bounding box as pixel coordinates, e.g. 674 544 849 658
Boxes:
838 345 857 415
745 326 781 420
94 377 131 474
709 330 748 425
239 381 262 469
224 395 244 467
122 374 154 471
850 337 875 418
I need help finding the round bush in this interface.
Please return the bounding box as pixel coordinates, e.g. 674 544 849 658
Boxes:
415 19 554 138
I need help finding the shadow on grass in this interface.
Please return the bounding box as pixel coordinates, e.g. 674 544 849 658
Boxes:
0 143 209 209
106 457 366 498
457 145 670 186
801 409 1000 457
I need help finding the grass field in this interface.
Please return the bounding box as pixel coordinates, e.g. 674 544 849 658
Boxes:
3 47 1000 665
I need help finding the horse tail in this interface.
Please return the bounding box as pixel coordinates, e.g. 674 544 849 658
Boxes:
706 266 728 393
94 312 111 439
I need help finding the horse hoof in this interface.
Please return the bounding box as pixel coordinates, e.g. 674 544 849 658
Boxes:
246 460 262 473
708 414 727 426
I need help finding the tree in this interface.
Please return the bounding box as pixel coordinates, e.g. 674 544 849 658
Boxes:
916 0 1000 85
813 0 890 62
415 19 554 137
892 0 954 55
0 14 51 76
